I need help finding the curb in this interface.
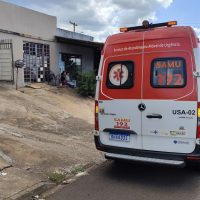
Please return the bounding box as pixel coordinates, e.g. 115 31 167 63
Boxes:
9 161 106 200
9 182 55 200
41 161 107 199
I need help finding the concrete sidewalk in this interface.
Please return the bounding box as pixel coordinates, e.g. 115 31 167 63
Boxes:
0 167 42 200
0 158 10 172
0 85 104 199
0 150 12 170
0 153 42 200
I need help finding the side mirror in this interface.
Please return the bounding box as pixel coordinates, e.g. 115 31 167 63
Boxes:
15 60 25 68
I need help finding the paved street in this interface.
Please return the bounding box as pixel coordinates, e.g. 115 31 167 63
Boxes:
47 161 200 200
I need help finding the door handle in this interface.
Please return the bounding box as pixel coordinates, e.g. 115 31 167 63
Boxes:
146 114 162 119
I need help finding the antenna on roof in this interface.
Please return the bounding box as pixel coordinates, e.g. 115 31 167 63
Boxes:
69 21 78 32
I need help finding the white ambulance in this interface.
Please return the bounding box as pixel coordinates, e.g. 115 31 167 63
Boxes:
94 21 200 167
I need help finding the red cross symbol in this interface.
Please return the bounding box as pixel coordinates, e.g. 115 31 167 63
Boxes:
113 68 124 81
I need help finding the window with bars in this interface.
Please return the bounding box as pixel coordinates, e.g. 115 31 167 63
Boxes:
23 42 50 83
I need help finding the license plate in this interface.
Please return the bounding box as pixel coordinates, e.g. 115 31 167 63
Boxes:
109 133 130 142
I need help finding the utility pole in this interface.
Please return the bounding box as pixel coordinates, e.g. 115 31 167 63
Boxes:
69 21 78 32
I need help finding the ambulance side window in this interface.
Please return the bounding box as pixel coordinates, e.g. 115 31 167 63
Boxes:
151 58 186 88
106 61 134 89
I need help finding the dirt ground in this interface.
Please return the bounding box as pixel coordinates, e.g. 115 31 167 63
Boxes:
0 83 104 199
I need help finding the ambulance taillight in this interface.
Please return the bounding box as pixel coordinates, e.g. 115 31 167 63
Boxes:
95 101 99 131
197 103 200 139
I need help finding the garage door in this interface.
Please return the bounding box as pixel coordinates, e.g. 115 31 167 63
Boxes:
0 40 13 81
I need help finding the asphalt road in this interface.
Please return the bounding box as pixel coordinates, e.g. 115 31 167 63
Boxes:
47 161 200 200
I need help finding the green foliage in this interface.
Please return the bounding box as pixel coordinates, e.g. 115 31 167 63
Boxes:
77 71 96 97
48 172 65 184
70 164 85 175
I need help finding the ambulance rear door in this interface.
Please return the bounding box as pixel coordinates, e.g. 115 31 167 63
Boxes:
142 49 197 154
98 43 143 150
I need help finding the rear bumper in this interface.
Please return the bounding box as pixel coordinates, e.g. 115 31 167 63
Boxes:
105 153 185 166
94 135 200 166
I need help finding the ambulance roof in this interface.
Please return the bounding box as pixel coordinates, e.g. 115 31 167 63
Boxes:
105 26 197 47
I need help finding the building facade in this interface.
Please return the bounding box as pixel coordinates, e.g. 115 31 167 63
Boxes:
0 1 103 86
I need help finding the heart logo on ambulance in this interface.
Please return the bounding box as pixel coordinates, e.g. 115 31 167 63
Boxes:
173 140 189 145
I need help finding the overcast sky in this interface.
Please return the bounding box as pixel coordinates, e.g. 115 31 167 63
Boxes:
3 0 200 41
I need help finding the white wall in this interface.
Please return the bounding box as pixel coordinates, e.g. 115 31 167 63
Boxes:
0 32 57 87
0 1 56 40
0 1 96 87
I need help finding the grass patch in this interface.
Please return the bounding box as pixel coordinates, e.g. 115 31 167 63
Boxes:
70 165 85 175
48 172 65 184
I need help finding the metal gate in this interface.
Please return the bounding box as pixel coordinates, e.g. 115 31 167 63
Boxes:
0 39 13 81
23 42 50 83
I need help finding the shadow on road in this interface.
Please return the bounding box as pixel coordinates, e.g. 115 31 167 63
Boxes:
104 160 200 191
48 160 200 200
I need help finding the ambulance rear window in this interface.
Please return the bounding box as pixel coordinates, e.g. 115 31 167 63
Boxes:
106 61 134 89
151 58 186 88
